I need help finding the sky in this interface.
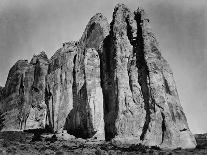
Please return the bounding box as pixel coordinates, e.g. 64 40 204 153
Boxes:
0 0 207 134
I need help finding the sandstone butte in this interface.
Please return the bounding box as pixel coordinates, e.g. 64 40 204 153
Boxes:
0 4 197 149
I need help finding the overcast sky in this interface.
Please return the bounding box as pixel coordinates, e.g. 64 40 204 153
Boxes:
0 0 207 134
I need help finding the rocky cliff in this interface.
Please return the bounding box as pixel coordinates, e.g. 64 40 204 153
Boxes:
0 52 49 131
0 4 196 149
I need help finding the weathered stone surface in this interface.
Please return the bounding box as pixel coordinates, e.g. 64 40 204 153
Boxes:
102 5 145 143
0 60 31 131
46 13 109 139
65 48 104 139
25 52 49 130
62 13 109 139
102 4 196 149
0 86 4 102
79 13 109 50
0 3 196 149
0 52 49 131
45 42 78 133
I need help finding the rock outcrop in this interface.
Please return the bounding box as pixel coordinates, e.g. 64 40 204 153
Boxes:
101 4 196 149
0 3 196 149
0 52 49 131
45 41 78 133
0 86 3 101
45 13 109 139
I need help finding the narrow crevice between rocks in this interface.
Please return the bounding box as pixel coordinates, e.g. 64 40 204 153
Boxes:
19 74 24 95
164 77 172 95
101 20 119 140
66 54 81 137
78 82 90 139
124 11 151 141
33 59 41 87
125 12 152 141
51 89 55 132
153 98 164 112
161 112 166 144
45 84 54 133
100 37 112 140
134 12 151 141
0 111 5 131
19 74 25 130
180 128 187 132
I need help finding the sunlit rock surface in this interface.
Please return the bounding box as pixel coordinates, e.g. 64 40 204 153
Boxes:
0 52 49 131
0 3 196 149
102 4 196 149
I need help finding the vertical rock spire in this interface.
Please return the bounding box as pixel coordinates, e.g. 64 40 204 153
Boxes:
0 3 196 149
101 3 196 149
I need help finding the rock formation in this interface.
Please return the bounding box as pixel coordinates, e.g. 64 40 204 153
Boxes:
0 86 3 101
0 52 49 131
101 4 196 149
0 3 196 149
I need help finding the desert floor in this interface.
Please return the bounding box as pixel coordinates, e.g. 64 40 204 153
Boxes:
0 131 206 155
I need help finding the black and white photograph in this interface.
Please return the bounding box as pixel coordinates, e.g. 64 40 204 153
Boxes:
0 0 206 154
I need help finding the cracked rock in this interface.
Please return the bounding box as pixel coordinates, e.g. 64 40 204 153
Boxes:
0 3 196 149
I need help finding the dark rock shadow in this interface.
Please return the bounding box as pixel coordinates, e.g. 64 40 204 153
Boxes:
63 53 96 139
100 30 119 141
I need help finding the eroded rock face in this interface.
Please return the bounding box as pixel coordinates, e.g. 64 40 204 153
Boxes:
102 5 145 143
0 86 4 102
79 13 109 50
0 52 49 131
46 13 109 139
0 3 196 149
25 52 49 130
45 42 78 133
102 4 196 149
64 48 104 139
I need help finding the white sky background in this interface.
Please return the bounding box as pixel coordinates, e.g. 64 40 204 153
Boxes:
0 0 207 134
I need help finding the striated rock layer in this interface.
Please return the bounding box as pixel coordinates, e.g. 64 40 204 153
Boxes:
0 3 196 149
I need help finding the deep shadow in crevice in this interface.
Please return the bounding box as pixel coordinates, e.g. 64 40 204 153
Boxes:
0 111 5 131
45 84 54 133
161 112 166 144
133 12 151 141
101 23 119 141
19 74 26 130
164 78 172 95
63 54 85 138
19 74 24 95
63 52 96 139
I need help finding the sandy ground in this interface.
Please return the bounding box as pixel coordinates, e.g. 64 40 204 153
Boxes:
0 131 206 155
